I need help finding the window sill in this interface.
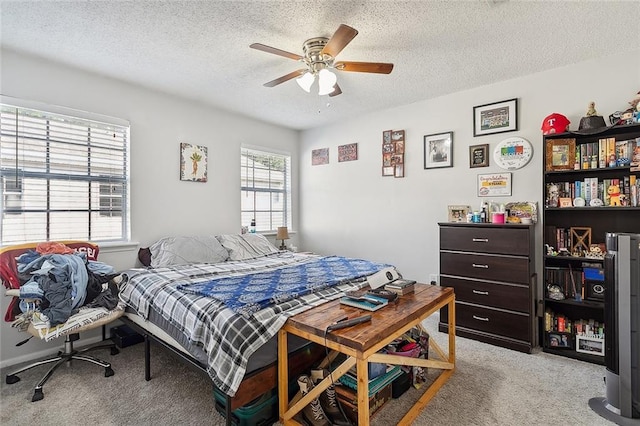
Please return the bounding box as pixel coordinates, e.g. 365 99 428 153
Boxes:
97 241 139 253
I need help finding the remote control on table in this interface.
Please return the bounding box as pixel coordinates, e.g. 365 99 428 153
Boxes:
327 315 372 331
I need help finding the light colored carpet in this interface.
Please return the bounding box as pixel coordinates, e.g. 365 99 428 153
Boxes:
1 314 616 425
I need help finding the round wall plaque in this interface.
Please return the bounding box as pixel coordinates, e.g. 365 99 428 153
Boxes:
493 137 533 170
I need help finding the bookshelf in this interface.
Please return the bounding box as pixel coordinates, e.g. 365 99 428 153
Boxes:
542 123 640 364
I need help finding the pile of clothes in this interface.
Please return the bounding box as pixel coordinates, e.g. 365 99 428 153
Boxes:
13 242 119 328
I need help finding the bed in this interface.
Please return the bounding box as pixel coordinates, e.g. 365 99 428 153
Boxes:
118 233 394 418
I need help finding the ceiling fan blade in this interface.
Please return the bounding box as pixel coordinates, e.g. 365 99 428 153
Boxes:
328 84 342 97
250 43 302 61
334 61 394 74
321 24 358 58
263 69 306 87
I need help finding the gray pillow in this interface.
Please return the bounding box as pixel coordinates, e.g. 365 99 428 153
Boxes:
216 234 279 261
149 235 229 268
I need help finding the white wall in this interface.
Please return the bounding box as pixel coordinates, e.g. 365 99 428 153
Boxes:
0 49 300 367
299 50 640 290
1 47 638 368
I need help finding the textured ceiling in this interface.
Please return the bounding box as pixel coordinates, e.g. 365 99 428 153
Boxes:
1 1 639 130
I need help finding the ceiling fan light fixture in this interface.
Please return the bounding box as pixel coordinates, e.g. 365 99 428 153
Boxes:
296 72 315 93
317 69 337 96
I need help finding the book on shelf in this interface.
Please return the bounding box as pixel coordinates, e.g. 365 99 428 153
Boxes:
340 294 388 311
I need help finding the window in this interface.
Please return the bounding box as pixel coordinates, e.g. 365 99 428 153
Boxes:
241 147 291 232
0 100 130 246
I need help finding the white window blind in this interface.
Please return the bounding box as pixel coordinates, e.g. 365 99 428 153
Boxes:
241 147 291 232
0 102 130 246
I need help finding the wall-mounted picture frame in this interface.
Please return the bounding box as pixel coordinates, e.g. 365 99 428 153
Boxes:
424 131 453 169
545 138 576 171
469 143 489 168
312 148 329 165
473 98 518 137
448 205 471 222
382 129 406 177
180 142 208 182
478 172 512 197
338 143 358 162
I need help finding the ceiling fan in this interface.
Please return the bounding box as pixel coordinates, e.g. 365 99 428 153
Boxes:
250 24 394 97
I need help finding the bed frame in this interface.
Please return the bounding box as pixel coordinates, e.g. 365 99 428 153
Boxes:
120 316 325 425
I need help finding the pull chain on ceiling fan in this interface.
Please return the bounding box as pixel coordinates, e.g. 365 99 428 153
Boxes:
250 24 393 97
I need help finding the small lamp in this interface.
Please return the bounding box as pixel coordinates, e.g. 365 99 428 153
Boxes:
276 226 290 250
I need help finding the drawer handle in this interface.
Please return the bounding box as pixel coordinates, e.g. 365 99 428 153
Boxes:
472 238 489 242
472 263 489 269
473 315 489 322
472 290 489 295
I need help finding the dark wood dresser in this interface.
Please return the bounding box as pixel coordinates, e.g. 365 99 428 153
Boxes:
438 222 536 353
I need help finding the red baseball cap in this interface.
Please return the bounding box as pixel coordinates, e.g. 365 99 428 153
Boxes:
541 113 570 135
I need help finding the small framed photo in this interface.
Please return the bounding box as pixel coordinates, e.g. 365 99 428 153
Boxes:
448 205 470 222
548 333 571 349
473 98 518 137
545 138 577 171
469 144 489 168
424 131 453 169
576 334 605 356
478 172 512 197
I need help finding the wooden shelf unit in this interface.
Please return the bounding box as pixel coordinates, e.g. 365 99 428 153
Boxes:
542 123 640 364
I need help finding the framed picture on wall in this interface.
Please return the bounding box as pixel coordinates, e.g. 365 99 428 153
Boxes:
180 142 208 182
473 98 518 137
469 144 489 168
424 131 453 169
338 143 358 162
477 172 512 197
312 148 329 165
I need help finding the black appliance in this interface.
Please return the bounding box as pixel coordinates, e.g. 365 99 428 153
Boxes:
603 232 639 420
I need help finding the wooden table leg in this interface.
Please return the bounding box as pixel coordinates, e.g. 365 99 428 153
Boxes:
278 328 288 423
448 295 456 364
356 356 370 426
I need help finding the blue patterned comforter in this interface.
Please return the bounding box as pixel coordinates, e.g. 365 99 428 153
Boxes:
177 256 387 317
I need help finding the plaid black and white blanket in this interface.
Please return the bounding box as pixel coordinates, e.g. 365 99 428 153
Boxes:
119 252 390 396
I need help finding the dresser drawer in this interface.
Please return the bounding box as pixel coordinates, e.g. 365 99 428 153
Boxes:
440 252 530 284
440 276 530 313
456 303 530 341
440 226 530 256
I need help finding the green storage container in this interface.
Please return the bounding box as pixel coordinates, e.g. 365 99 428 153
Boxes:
213 388 277 426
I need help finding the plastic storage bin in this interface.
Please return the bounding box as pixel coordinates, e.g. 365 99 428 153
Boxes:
214 388 277 426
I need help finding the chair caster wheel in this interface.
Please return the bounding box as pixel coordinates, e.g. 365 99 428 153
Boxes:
111 347 120 356
6 374 20 385
32 389 44 402
105 367 114 377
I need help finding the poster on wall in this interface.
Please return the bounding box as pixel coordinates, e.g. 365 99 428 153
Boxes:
312 148 329 165
338 143 358 162
180 142 208 182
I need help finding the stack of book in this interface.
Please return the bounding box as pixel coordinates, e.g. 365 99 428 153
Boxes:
385 279 416 295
